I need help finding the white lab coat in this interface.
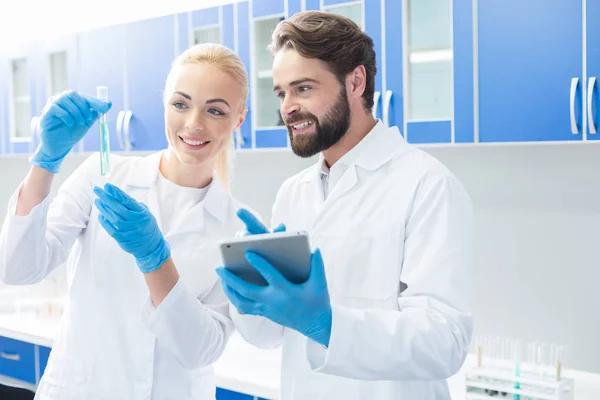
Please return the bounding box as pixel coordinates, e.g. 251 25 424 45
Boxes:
231 122 474 400
0 151 247 400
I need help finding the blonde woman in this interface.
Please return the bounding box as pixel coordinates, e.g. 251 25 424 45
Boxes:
0 43 249 400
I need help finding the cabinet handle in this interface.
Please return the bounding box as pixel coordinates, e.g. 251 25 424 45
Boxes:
1 352 21 361
570 77 579 134
372 91 381 119
588 77 596 134
382 90 393 127
123 110 133 151
116 110 126 150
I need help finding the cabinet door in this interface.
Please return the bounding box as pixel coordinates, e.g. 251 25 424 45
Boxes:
252 9 287 148
78 25 126 153
252 0 284 18
1 42 41 154
478 0 583 142
35 34 81 152
237 1 253 149
586 0 600 140
383 0 405 135
0 336 36 384
125 16 176 151
0 48 9 155
216 387 253 399
402 0 455 144
191 6 221 46
37 345 51 383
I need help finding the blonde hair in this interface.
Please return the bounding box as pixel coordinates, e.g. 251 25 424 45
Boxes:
165 43 248 191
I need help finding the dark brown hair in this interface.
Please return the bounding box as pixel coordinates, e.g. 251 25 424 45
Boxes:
269 11 376 111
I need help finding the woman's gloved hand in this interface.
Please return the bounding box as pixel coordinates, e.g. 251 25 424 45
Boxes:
30 90 111 173
93 183 171 274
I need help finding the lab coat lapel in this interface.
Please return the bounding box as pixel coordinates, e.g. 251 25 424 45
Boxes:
164 175 231 238
120 151 164 232
323 164 358 206
311 124 405 224
298 162 326 227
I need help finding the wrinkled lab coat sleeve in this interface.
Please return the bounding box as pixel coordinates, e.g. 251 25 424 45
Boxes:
306 174 474 381
142 278 235 369
0 154 100 285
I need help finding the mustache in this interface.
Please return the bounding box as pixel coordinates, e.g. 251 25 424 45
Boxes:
285 113 316 125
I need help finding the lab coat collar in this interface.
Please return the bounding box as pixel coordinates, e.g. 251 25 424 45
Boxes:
354 121 405 171
301 121 405 183
123 150 231 225
202 175 231 223
125 151 163 188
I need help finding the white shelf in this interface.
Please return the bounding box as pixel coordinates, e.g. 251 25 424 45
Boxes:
409 49 453 64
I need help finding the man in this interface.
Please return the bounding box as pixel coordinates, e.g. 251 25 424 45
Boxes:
216 11 474 400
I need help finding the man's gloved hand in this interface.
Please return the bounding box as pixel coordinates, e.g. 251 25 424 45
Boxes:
236 208 286 236
31 90 111 173
93 183 170 274
216 248 333 347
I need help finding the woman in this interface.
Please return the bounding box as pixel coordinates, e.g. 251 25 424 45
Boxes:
0 43 249 399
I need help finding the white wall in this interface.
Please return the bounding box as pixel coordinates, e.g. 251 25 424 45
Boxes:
0 0 245 46
0 142 598 374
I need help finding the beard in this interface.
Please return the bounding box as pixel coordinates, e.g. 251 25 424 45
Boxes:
286 87 351 158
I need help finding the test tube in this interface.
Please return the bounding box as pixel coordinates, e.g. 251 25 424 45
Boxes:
474 335 483 367
555 345 567 381
97 86 110 176
513 339 522 400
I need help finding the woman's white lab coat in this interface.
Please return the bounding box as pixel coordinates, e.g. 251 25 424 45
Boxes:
231 122 475 400
0 151 246 400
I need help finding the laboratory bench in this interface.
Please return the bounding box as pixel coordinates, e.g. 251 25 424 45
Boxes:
0 309 599 399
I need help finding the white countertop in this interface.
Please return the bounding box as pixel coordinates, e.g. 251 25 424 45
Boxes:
0 312 598 399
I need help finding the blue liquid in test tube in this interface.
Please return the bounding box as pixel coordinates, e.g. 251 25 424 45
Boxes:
97 86 110 176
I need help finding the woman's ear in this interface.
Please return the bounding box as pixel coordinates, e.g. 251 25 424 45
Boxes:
235 108 248 130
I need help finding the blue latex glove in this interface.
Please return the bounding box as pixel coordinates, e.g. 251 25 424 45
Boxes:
236 208 286 235
216 249 333 347
31 91 111 173
93 183 171 273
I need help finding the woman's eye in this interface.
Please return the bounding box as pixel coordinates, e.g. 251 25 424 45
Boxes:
208 108 225 116
173 102 187 110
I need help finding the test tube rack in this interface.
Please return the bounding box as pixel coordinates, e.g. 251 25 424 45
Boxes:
465 365 574 400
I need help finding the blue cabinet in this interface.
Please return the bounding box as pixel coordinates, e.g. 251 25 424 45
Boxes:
0 337 268 398
124 16 175 151
78 25 127 153
37 34 81 153
0 42 42 154
381 0 474 144
237 1 253 149
77 15 175 153
478 1 584 142
38 345 51 381
586 0 600 141
4 0 600 155
0 337 36 384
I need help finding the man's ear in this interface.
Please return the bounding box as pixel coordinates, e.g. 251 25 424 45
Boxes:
347 65 367 100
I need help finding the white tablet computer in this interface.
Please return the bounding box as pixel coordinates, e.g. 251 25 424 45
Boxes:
218 231 312 286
